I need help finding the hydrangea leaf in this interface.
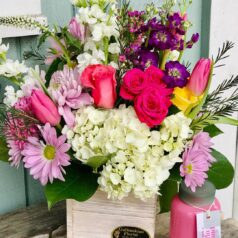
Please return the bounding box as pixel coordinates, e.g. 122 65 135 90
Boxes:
0 139 9 163
208 149 234 189
159 178 179 214
203 125 223 137
86 155 112 169
44 163 99 209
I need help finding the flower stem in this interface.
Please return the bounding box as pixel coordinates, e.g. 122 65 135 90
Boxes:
160 50 170 70
35 22 73 67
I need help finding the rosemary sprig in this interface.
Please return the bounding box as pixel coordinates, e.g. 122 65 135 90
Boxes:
206 75 238 103
213 41 234 68
24 46 46 64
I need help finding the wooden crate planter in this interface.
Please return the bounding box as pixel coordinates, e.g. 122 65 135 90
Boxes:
67 190 157 238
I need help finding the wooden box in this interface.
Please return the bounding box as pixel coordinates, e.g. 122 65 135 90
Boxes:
67 190 157 238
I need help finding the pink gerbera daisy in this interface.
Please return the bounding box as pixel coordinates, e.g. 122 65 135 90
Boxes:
22 123 71 185
180 148 211 192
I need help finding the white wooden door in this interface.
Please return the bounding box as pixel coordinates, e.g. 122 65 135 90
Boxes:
209 0 238 219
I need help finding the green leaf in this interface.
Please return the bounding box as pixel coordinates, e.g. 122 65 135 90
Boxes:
159 178 179 213
62 28 82 50
217 116 238 126
0 139 9 163
203 125 223 137
86 155 111 170
44 163 99 208
208 149 234 189
45 58 62 87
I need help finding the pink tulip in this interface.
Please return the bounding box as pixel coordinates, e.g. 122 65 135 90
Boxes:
187 58 212 96
31 90 61 126
68 17 86 43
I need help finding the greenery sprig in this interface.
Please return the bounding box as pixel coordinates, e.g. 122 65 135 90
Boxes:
213 41 234 68
0 104 39 141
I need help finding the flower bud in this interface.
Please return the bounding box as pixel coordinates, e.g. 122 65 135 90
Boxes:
187 58 212 96
31 90 61 126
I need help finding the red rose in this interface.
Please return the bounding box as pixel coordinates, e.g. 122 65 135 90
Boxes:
120 66 165 100
81 64 117 109
134 85 173 128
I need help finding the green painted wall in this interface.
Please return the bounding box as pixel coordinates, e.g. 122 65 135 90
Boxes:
0 0 208 214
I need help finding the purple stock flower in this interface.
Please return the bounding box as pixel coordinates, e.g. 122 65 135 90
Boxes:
186 33 200 49
137 50 159 70
163 61 190 88
168 12 186 35
149 28 178 50
128 10 145 17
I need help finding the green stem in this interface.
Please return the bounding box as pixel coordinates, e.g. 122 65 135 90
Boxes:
145 29 151 48
104 37 109 65
160 50 170 70
56 124 62 131
178 35 187 62
35 22 73 67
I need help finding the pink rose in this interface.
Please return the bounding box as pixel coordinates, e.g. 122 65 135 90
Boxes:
31 90 61 126
120 68 147 100
120 66 165 100
134 85 173 128
145 66 165 84
81 64 117 109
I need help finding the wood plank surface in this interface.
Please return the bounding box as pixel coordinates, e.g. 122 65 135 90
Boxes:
0 201 238 238
0 202 66 238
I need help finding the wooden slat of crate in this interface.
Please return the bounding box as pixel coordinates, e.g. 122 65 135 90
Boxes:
67 190 157 238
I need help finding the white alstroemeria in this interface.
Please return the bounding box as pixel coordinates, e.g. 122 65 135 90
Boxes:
77 52 101 72
0 38 9 56
109 61 118 69
84 39 97 52
91 22 119 42
77 49 105 72
0 59 28 78
108 43 120 54
3 86 24 107
168 50 180 61
77 7 97 25
90 4 107 21
21 66 45 96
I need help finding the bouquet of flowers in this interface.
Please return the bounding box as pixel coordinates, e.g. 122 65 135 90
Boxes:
0 0 236 211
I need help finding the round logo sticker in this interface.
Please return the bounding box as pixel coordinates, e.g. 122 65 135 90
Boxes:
112 226 150 238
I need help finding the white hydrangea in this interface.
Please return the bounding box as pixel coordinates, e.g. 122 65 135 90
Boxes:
63 105 192 200
3 85 24 107
0 59 28 78
0 38 9 56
